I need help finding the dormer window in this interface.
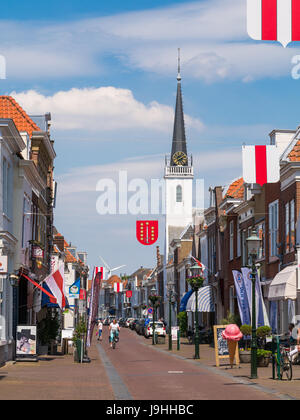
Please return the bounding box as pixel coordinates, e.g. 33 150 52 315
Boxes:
176 185 182 202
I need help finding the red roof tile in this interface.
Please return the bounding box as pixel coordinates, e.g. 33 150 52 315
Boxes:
0 96 40 137
225 177 244 200
288 140 300 161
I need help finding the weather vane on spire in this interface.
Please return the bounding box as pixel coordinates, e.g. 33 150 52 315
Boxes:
177 47 181 82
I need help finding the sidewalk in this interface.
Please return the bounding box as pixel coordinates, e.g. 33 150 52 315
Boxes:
0 341 114 400
142 334 300 400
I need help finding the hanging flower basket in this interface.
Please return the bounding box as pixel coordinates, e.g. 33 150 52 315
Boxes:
148 294 161 306
187 275 204 290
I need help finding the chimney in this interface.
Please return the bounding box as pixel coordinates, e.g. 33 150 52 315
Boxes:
156 246 161 267
54 234 65 252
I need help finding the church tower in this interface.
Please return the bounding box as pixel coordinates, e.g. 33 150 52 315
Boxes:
164 49 194 263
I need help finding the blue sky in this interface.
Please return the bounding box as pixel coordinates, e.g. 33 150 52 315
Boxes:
3 0 300 276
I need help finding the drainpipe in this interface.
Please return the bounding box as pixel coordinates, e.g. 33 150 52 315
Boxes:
296 245 300 318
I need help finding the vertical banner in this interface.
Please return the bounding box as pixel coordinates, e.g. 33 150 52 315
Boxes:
232 270 251 325
86 267 102 347
241 267 269 327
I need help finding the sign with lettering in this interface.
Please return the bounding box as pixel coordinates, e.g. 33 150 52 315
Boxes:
213 325 239 367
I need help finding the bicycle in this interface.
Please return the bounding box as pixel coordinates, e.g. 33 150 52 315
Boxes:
273 335 292 381
110 330 119 349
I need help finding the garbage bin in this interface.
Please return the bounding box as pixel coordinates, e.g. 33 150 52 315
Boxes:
74 339 83 363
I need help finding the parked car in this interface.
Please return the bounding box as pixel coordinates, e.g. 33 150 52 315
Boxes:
130 319 138 330
144 322 166 338
135 319 146 335
125 318 134 328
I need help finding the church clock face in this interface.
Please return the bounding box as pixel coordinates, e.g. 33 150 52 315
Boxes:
172 151 187 166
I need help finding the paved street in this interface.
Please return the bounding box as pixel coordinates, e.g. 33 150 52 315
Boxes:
96 327 283 400
1 326 299 400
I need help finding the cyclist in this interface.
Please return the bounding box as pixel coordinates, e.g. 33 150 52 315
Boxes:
109 319 120 348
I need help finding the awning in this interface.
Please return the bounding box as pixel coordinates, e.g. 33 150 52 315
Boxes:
186 286 215 312
179 290 193 312
267 265 297 301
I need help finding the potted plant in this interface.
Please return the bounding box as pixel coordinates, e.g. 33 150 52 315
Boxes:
72 316 87 363
239 325 252 363
257 349 272 367
257 326 272 349
37 310 60 355
177 311 188 337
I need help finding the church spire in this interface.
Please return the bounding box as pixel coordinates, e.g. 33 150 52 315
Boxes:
171 48 187 166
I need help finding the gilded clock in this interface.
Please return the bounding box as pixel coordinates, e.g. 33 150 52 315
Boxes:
172 151 188 166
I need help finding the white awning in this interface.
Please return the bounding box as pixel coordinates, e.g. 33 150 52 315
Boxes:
268 265 297 301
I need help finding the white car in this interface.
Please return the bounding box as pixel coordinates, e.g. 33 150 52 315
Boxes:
125 318 134 328
144 322 166 338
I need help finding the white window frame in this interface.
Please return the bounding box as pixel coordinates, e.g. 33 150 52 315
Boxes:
269 200 279 258
237 225 241 258
176 185 182 203
290 199 295 251
285 202 290 254
229 221 234 260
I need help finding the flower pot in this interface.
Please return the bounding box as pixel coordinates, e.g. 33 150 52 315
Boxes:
239 350 251 363
257 355 270 367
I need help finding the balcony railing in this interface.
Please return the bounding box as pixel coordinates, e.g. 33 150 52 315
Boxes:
164 166 193 177
164 154 193 177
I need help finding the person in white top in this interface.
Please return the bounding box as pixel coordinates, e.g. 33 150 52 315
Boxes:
97 319 103 341
109 319 120 347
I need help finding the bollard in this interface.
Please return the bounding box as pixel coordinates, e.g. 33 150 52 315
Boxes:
271 338 276 380
276 336 281 380
177 330 180 351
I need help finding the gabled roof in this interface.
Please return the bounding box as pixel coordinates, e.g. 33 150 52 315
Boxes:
224 177 244 200
0 96 40 137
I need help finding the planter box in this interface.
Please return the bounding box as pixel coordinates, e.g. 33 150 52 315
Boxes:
239 351 251 364
156 336 166 344
257 356 270 367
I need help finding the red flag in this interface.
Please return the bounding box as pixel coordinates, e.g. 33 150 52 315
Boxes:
191 256 205 270
21 273 57 302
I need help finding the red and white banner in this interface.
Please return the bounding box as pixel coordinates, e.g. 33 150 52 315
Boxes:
43 265 65 310
247 0 300 47
242 145 280 186
86 266 103 347
114 282 123 293
93 266 104 280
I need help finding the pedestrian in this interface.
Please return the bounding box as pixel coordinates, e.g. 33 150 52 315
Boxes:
97 319 103 341
289 321 300 362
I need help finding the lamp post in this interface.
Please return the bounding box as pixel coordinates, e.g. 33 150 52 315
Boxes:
149 286 159 345
167 281 176 351
187 264 204 360
246 230 261 380
8 273 20 360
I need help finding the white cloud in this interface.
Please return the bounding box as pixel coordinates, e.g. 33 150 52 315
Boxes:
11 87 204 134
56 148 242 196
1 0 298 83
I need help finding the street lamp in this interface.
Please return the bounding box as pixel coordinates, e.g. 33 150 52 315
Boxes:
8 274 20 288
246 229 261 380
167 281 176 351
149 286 159 345
187 264 204 360
8 272 20 361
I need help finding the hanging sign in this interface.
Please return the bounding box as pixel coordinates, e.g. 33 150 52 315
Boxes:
0 256 8 273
